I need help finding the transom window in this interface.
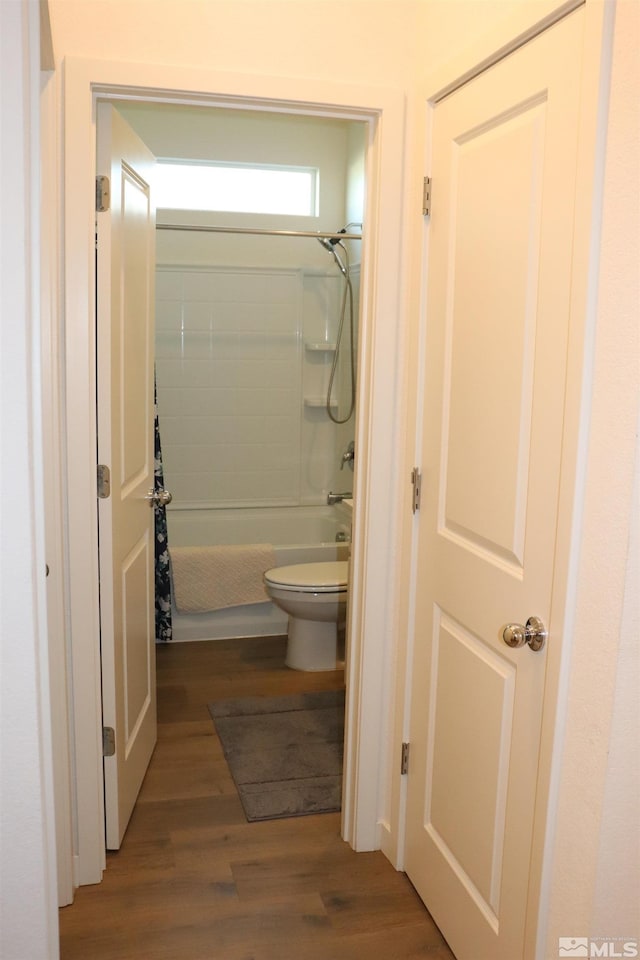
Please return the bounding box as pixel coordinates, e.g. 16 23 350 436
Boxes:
155 160 319 216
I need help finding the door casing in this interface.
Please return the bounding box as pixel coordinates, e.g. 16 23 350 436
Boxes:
61 58 407 886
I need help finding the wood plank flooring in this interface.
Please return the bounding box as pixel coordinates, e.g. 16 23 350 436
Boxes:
59 636 455 960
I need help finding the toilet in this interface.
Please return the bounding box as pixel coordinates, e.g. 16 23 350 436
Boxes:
263 560 348 671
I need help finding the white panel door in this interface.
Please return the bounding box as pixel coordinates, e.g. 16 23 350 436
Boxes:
405 12 584 960
96 103 157 849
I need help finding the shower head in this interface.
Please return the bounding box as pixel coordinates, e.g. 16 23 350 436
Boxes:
317 232 349 278
317 237 335 253
320 241 348 278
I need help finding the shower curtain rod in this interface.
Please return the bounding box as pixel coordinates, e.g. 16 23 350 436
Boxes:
156 223 362 241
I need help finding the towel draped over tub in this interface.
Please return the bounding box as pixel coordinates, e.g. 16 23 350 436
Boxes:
169 543 276 613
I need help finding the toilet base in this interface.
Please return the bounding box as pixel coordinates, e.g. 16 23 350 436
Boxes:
285 617 339 671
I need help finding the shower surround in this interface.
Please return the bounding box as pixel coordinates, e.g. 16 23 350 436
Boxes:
155 261 358 640
156 262 357 509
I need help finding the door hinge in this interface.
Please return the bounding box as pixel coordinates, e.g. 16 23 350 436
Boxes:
96 175 110 213
411 467 422 514
401 742 410 775
103 726 115 757
97 463 111 499
422 176 432 216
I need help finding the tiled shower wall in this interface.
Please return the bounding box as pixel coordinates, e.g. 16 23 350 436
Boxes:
156 264 350 508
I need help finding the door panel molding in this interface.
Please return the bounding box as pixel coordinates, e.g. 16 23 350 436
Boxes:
426 610 516 920
440 98 546 569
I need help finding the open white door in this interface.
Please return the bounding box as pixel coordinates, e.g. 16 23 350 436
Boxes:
405 11 584 960
96 103 157 849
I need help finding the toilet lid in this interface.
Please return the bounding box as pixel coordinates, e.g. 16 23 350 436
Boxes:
264 560 348 593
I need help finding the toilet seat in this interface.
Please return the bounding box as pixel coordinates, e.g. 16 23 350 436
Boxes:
264 560 348 594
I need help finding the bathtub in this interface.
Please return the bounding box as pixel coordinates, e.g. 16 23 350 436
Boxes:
167 504 351 642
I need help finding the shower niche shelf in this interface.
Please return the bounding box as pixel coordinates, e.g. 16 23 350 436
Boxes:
304 341 337 353
304 397 338 411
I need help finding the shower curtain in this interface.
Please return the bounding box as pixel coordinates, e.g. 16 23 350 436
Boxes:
154 374 172 642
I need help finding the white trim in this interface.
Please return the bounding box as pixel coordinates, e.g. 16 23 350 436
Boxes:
62 56 406 882
28 0 60 943
41 59 75 905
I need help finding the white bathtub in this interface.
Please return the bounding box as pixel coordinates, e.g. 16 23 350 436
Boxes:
167 505 351 642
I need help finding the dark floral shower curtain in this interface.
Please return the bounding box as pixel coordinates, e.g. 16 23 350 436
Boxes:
154 374 172 642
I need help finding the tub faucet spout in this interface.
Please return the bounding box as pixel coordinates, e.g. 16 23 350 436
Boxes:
327 491 352 505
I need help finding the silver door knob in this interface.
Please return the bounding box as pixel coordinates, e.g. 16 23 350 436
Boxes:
145 488 173 507
502 616 547 652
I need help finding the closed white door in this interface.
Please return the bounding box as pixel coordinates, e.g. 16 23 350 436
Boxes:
405 11 584 960
96 103 157 849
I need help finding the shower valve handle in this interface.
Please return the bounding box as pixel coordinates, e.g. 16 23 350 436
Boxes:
340 441 355 469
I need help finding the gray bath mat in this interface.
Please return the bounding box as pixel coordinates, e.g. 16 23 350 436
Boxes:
208 688 345 822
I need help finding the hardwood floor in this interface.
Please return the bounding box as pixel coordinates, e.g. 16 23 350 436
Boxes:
59 636 455 960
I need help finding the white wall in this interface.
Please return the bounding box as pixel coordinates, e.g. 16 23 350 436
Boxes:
0 1 59 957
48 0 419 86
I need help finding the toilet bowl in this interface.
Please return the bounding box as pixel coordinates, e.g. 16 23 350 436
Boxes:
263 560 348 671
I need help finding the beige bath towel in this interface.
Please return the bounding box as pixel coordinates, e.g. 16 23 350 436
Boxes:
170 543 276 613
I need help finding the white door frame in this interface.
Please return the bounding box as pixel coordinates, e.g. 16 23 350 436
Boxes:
61 56 407 885
387 2 616 957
